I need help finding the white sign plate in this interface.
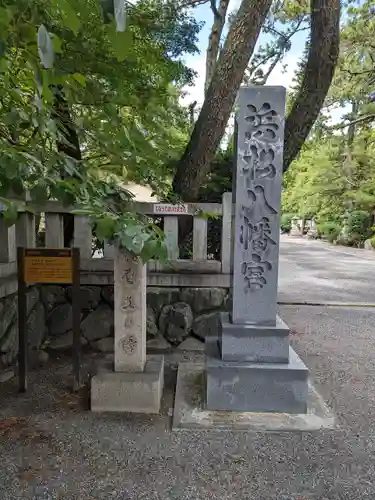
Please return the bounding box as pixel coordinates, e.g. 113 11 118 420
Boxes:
153 204 188 215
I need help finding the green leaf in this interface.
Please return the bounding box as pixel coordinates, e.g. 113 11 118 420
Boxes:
71 209 94 216
124 224 141 238
60 1 81 35
37 24 54 69
51 34 63 53
41 71 54 102
30 184 49 203
139 239 159 262
109 29 132 62
95 217 117 242
72 73 86 87
20 152 44 168
129 236 144 254
2 203 18 227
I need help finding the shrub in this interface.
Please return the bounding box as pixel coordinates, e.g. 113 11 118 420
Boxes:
317 221 341 243
346 210 372 244
280 213 293 233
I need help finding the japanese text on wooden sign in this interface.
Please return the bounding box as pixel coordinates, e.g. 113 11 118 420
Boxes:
153 204 188 214
23 248 73 284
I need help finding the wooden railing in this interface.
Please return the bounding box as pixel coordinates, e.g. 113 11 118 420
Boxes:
0 193 233 295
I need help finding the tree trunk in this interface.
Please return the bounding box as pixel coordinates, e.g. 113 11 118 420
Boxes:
283 0 340 172
347 99 358 148
52 85 82 247
205 0 231 92
173 0 273 201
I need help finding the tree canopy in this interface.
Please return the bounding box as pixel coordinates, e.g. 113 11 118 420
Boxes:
0 0 344 257
282 0 375 246
0 0 199 259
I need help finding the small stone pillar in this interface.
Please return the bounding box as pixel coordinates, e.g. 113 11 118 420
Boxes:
91 245 164 413
205 86 309 414
290 216 301 236
114 249 146 372
307 217 317 238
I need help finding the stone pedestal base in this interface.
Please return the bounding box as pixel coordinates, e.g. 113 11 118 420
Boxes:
206 337 309 414
91 356 164 413
219 312 290 363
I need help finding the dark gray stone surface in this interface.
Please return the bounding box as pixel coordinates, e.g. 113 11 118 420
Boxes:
47 303 73 336
92 337 114 353
192 311 219 341
81 303 113 342
159 302 193 344
179 288 227 313
173 362 333 431
146 306 158 339
147 287 180 314
205 336 308 413
202 87 310 413
219 312 289 362
66 285 101 310
232 86 286 326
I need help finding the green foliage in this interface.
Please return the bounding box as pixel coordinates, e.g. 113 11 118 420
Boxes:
280 213 293 233
346 210 372 242
282 0 375 247
317 221 341 243
0 0 200 259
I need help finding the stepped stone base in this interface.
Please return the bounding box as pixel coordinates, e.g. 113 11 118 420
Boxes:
91 356 164 413
219 312 290 363
173 363 334 432
206 337 309 414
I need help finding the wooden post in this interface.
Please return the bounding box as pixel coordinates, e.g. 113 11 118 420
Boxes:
103 242 115 258
17 247 27 393
0 219 16 263
45 213 64 247
221 192 232 273
193 216 207 260
164 216 179 259
73 216 92 258
72 248 81 391
16 212 36 248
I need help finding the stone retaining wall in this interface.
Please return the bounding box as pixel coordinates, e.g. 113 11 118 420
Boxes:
0 285 230 378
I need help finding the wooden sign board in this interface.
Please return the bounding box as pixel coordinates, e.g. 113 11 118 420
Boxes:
153 203 188 215
23 248 73 284
17 247 81 393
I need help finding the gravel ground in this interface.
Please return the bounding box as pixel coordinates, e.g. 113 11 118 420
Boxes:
1 304 375 500
278 236 375 304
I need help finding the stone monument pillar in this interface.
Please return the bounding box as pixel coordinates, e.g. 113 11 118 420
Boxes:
205 86 309 413
91 246 164 413
290 216 301 236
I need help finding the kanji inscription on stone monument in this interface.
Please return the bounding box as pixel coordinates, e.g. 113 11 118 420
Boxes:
205 87 309 414
114 248 146 372
232 89 285 325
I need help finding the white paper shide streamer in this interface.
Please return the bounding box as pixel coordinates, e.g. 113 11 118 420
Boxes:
114 0 127 32
37 24 54 69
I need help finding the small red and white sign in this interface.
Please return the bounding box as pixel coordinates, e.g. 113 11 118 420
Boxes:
153 204 188 215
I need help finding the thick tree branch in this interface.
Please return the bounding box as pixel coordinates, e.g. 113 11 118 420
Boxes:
283 0 341 172
333 114 375 129
178 0 209 8
205 0 231 92
210 0 221 19
342 68 374 77
173 0 273 201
